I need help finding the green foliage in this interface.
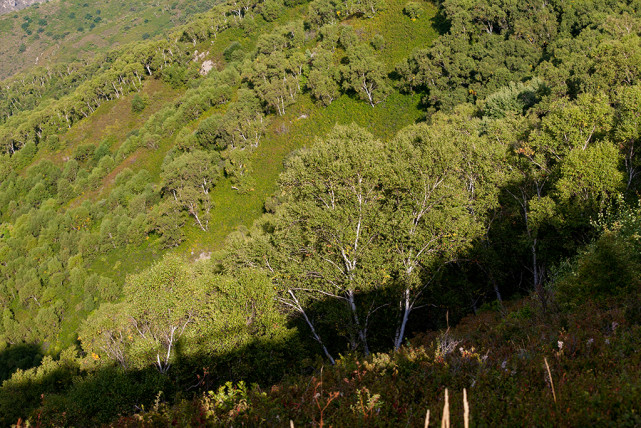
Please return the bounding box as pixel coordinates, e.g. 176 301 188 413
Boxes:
556 204 641 307
341 44 391 106
5 0 641 424
131 93 149 113
307 47 341 105
77 254 295 391
149 201 185 248
481 79 547 119
38 366 168 426
0 344 42 384
223 41 243 62
231 120 504 356
403 1 422 19
307 0 341 28
393 0 641 110
0 348 80 426
555 141 623 212
161 64 189 88
161 150 221 231
370 33 385 50
556 231 641 307
260 0 285 21
73 143 95 163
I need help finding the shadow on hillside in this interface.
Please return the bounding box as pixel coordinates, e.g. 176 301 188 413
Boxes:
0 329 311 426
297 285 457 355
0 235 528 426
0 281 460 426
430 6 450 36
0 343 43 383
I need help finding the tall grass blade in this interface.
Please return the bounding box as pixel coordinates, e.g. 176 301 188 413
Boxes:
441 388 450 428
544 357 557 404
463 388 469 428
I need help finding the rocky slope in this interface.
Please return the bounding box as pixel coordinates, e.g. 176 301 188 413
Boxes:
0 0 47 15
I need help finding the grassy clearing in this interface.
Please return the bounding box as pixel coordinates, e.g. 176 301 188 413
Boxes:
181 90 425 256
351 0 439 70
179 0 437 255
61 80 181 208
25 78 180 173
63 79 180 157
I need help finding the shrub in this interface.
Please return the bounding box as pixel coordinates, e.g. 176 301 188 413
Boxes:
403 1 423 19
131 93 148 113
223 41 243 62
260 0 284 22
481 79 547 119
555 231 641 308
284 0 309 6
161 65 188 88
74 143 95 163
371 34 385 50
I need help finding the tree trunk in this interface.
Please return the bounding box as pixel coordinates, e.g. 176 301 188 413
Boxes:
394 288 412 350
347 289 370 355
190 206 207 231
288 290 335 364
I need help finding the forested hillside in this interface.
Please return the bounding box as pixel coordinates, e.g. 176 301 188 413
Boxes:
1 0 641 425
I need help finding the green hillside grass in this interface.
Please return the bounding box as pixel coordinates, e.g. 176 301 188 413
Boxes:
182 91 425 256
350 0 439 70
27 79 181 173
3 0 439 353
5 0 641 424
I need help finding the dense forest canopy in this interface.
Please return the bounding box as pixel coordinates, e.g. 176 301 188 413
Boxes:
1 0 641 425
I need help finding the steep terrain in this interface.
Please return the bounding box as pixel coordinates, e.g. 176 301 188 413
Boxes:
0 0 215 79
1 0 641 425
0 0 46 15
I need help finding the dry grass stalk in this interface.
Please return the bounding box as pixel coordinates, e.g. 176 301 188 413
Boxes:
441 388 450 428
463 388 469 428
544 357 557 403
426 388 469 428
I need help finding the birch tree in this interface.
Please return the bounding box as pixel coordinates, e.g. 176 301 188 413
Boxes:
123 255 200 374
272 125 388 356
385 109 504 350
307 48 341 106
161 150 221 231
516 92 617 301
341 44 391 107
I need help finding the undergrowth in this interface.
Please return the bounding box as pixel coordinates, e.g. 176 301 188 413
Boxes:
116 294 641 426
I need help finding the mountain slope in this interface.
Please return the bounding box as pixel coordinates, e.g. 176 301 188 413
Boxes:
0 0 215 79
2 0 641 425
0 0 46 15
